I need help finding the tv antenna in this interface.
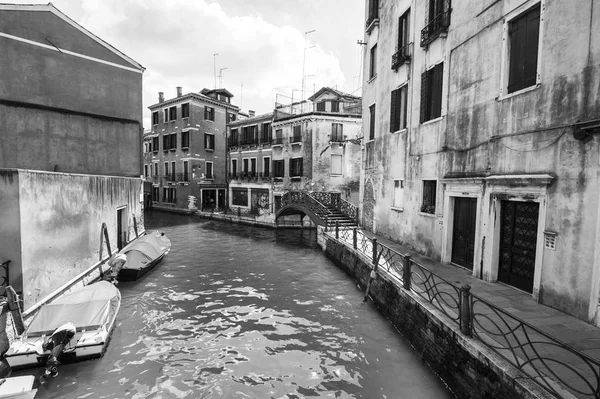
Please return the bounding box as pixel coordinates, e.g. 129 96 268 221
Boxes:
218 67 228 88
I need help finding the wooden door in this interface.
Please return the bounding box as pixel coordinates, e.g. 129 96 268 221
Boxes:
451 197 477 270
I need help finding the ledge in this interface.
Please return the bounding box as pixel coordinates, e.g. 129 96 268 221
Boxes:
484 174 554 187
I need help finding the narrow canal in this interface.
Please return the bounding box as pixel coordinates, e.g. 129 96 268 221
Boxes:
27 211 453 398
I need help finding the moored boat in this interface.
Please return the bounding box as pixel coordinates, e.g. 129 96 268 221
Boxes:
5 281 121 370
117 231 171 281
0 376 37 399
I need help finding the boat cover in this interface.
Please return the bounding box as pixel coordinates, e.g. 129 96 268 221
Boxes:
26 281 120 336
121 232 170 271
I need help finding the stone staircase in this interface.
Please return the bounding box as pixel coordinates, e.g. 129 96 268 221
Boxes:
323 205 358 229
281 191 359 228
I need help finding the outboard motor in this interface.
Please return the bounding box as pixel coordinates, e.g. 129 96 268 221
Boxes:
107 253 127 284
41 322 76 379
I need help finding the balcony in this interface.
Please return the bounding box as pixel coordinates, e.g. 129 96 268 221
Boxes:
421 10 451 48
260 172 271 180
272 137 284 146
229 172 238 180
392 43 412 70
291 135 302 144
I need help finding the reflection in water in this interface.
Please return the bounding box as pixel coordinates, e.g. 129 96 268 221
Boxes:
23 211 452 399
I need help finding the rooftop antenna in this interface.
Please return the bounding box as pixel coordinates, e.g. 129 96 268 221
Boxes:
218 67 228 88
240 82 243 110
301 30 316 102
213 53 219 89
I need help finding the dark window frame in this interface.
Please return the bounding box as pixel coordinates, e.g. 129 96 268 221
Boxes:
204 133 215 151
152 111 159 125
290 158 303 177
204 106 215 121
331 123 344 142
181 103 190 118
507 4 541 94
273 159 285 178
369 104 376 140
420 62 443 123
169 106 177 121
369 44 377 79
390 84 408 132
421 180 437 214
181 131 190 148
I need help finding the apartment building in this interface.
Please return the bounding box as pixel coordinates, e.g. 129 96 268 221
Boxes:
361 0 600 324
146 87 239 212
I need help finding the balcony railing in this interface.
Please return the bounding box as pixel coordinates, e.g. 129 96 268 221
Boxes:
421 10 451 48
272 137 284 145
392 43 412 70
291 135 302 143
229 172 238 179
330 134 344 143
260 172 271 179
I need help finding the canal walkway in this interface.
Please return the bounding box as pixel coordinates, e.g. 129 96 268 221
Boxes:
354 229 600 399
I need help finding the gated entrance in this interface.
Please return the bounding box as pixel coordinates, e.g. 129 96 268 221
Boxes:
451 197 477 270
498 200 539 293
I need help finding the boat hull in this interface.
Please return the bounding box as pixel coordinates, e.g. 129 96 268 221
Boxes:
118 253 165 281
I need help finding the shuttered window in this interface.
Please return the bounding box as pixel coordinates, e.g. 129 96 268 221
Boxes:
390 85 408 132
507 5 540 94
290 158 303 177
369 104 376 140
369 45 377 79
398 9 410 50
420 62 443 123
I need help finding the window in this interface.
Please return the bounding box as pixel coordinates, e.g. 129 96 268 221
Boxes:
183 161 189 181
181 131 190 148
292 125 302 143
204 106 214 121
390 85 408 132
331 154 342 175
316 101 326 111
421 0 451 47
205 133 215 151
153 163 158 176
290 158 303 177
227 112 237 124
163 187 176 203
507 4 540 94
170 133 177 150
232 188 248 206
274 129 283 145
144 165 148 177
330 100 340 112
152 111 159 125
366 0 379 25
369 44 377 79
205 162 213 179
250 158 257 176
393 179 404 210
263 157 270 177
421 180 437 214
231 159 238 177
331 123 344 142
369 104 376 140
181 103 190 118
393 9 411 69
171 161 176 181
163 134 170 151
261 123 272 143
273 160 285 177
164 162 169 176
152 137 159 152
420 62 443 123
163 109 168 122
366 142 375 169
152 187 159 202
229 128 238 146
249 125 258 145
242 158 249 174
169 106 177 121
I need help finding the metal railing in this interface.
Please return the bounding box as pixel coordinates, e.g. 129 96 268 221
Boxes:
281 191 334 225
338 197 358 223
272 137 284 145
392 43 412 69
291 135 302 143
324 226 600 399
421 9 451 47
274 100 362 121
0 260 9 295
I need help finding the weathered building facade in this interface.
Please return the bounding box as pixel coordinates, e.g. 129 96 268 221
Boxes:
145 88 239 213
0 3 145 309
227 87 363 224
361 0 600 323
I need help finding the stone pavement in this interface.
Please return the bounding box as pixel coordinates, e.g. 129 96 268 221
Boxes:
354 229 600 398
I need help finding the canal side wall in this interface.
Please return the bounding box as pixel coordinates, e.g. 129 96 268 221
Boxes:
320 232 546 399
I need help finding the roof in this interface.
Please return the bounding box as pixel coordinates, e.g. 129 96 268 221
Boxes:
229 112 273 127
0 2 144 71
307 87 360 102
201 88 234 98
148 91 240 110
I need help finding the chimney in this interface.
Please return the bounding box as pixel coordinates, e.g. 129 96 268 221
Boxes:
176 86 182 97
249 110 255 117
158 92 164 103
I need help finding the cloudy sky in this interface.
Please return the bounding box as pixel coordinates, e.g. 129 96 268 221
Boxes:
18 0 366 126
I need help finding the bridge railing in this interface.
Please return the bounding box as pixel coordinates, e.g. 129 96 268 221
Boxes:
281 191 334 226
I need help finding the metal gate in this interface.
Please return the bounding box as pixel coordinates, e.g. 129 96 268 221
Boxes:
451 197 477 270
498 200 539 293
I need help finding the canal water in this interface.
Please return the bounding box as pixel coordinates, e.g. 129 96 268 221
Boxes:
24 211 453 398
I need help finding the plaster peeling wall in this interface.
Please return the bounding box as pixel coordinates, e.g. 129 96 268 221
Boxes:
17 170 142 310
0 170 22 293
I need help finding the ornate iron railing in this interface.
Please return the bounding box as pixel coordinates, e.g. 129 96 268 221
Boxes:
392 43 412 70
471 294 600 398
0 260 9 294
421 9 451 48
281 191 334 226
323 227 599 398
338 198 358 222
308 192 339 208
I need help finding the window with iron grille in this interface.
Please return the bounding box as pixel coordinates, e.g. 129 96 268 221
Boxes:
204 106 214 121
292 125 302 142
290 158 303 177
205 162 213 179
152 137 159 152
205 133 215 150
261 123 272 143
152 111 159 125
507 4 540 94
390 85 408 132
181 131 190 148
273 160 285 177
170 133 177 150
169 106 177 121
421 180 436 214
330 100 340 112
317 102 326 111
331 154 342 175
232 188 248 206
421 0 451 47
369 104 376 140
369 44 377 79
420 62 443 123
331 123 344 142
181 103 190 118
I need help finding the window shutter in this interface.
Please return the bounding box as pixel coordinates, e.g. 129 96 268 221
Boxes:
524 6 540 88
420 71 428 123
432 63 443 119
390 90 397 132
508 16 525 93
300 159 303 176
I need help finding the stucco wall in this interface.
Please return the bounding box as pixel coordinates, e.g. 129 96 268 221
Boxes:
16 170 142 310
0 170 22 292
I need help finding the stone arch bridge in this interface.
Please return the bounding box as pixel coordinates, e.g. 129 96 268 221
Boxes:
276 191 358 228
